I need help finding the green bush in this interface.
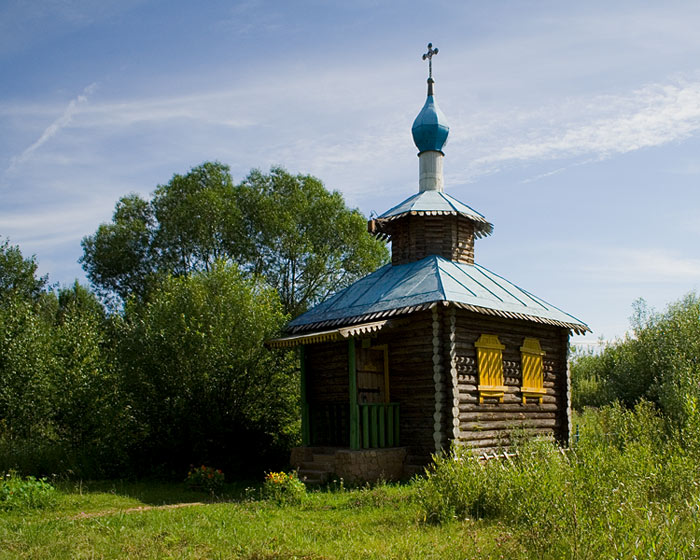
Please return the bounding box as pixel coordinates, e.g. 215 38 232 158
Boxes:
570 347 612 410
0 472 57 511
416 437 570 526
416 403 700 558
0 294 56 443
117 262 298 477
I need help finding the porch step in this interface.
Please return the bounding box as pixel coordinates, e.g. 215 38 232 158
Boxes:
296 449 338 486
300 461 331 473
307 446 343 455
298 468 331 485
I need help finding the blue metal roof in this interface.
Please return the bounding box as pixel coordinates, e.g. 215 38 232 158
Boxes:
287 255 589 333
377 190 493 237
379 190 485 220
412 94 449 154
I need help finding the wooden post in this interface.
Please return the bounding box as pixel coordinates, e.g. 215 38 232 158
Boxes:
387 405 395 446
563 329 572 447
432 306 444 453
362 405 369 448
300 345 310 446
449 306 460 441
371 405 379 447
348 338 359 450
395 405 400 446
382 345 390 403
379 405 386 447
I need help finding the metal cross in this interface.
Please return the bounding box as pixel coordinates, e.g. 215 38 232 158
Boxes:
422 43 439 79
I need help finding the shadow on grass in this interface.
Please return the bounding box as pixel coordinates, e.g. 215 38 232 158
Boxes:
56 479 261 507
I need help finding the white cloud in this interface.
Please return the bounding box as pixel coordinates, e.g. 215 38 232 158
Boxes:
71 90 255 129
6 83 98 173
581 247 700 284
469 80 700 170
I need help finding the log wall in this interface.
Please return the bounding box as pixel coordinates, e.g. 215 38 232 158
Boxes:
451 309 570 453
389 215 475 266
305 341 348 404
304 341 351 446
377 310 437 465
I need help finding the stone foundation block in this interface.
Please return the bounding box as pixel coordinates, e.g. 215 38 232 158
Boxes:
334 447 407 484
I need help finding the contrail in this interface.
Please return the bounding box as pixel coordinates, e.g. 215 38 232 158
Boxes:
6 82 98 173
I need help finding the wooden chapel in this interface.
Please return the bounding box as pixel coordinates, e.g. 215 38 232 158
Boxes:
268 44 589 483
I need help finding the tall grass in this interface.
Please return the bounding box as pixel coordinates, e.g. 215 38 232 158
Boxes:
416 402 700 558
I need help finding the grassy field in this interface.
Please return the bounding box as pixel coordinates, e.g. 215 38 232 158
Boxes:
0 480 516 559
3 405 700 559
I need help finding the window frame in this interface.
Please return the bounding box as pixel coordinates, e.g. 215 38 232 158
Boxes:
520 337 546 404
475 334 507 403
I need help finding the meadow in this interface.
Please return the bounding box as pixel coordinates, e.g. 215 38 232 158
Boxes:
0 478 507 559
3 404 699 560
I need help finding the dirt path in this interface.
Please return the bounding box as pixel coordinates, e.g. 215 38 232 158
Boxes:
71 501 206 519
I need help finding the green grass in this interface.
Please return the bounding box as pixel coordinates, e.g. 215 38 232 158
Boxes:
3 464 696 559
0 481 514 559
4 405 700 559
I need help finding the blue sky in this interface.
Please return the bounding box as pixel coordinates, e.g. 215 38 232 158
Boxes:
3 1 700 346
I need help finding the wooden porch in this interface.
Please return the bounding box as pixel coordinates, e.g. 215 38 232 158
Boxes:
301 339 401 451
305 402 400 449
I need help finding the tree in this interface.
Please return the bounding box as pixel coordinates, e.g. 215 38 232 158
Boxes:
151 161 244 277
0 239 130 476
80 194 158 304
81 163 389 315
50 282 129 475
0 293 55 442
236 167 389 316
571 294 700 429
116 262 296 475
0 238 47 302
0 240 54 442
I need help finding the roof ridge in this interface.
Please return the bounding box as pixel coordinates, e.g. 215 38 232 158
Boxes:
435 257 479 298
378 191 422 218
440 191 488 219
471 263 529 307
434 256 447 300
438 191 461 214
473 262 588 325
287 256 589 333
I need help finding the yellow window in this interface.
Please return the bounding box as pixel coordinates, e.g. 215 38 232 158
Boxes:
475 334 506 403
520 338 546 404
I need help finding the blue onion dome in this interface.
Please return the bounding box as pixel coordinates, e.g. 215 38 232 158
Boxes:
411 79 449 154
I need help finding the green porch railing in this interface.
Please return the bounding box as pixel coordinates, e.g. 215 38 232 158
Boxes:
358 403 400 449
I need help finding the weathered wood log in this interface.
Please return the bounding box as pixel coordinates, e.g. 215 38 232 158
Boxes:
458 411 556 422
460 418 558 431
459 428 556 446
458 402 558 413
